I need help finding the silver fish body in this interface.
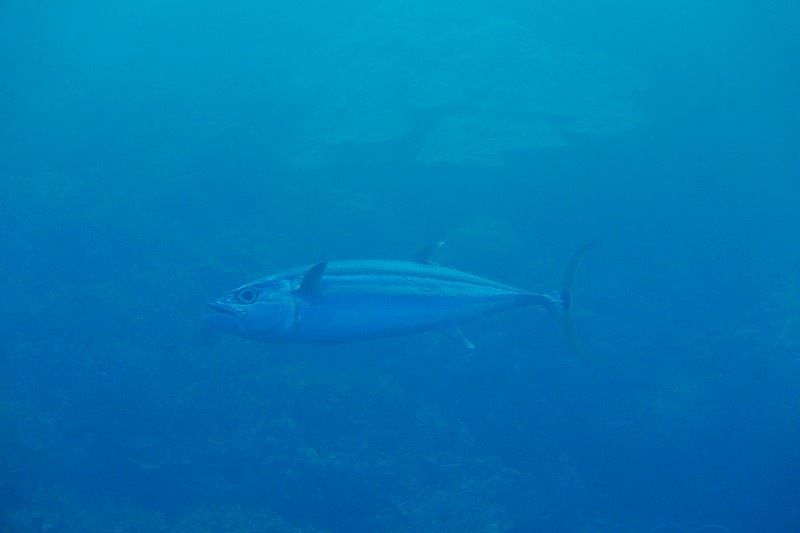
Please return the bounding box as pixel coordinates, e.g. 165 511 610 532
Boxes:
204 242 595 360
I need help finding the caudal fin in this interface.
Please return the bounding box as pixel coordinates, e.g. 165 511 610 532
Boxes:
543 242 597 361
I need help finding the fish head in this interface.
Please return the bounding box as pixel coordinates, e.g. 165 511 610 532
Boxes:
203 279 297 342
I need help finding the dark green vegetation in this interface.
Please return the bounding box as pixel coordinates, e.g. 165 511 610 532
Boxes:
1 169 798 531
0 174 602 532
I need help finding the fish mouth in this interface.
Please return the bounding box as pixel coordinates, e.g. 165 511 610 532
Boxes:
205 301 244 318
207 301 234 315
203 301 246 333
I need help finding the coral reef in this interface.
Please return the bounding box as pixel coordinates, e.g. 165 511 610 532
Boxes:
292 0 647 167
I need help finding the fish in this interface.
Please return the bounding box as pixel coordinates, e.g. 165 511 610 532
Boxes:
204 242 596 360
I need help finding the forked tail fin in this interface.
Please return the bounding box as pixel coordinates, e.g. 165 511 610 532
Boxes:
543 242 597 361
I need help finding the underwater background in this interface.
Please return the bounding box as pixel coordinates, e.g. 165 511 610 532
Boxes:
1 0 798 531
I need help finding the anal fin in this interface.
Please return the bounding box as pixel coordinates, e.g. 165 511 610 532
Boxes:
440 328 475 349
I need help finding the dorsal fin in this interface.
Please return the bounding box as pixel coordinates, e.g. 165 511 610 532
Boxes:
298 262 327 298
410 242 444 264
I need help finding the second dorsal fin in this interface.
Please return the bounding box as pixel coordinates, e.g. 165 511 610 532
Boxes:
410 242 444 264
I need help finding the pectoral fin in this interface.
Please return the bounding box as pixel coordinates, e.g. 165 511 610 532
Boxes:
440 328 475 349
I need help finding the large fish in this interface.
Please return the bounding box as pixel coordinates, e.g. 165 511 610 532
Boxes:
204 242 596 360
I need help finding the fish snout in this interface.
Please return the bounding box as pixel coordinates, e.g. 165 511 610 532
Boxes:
206 301 242 317
203 301 247 334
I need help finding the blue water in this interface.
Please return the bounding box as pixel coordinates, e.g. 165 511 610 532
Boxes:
1 1 798 531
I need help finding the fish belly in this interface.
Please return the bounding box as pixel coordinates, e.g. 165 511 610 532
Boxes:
291 290 526 344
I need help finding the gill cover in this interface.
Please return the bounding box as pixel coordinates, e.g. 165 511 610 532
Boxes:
204 279 298 342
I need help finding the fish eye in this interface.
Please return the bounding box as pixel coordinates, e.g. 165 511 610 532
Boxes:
237 287 257 304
